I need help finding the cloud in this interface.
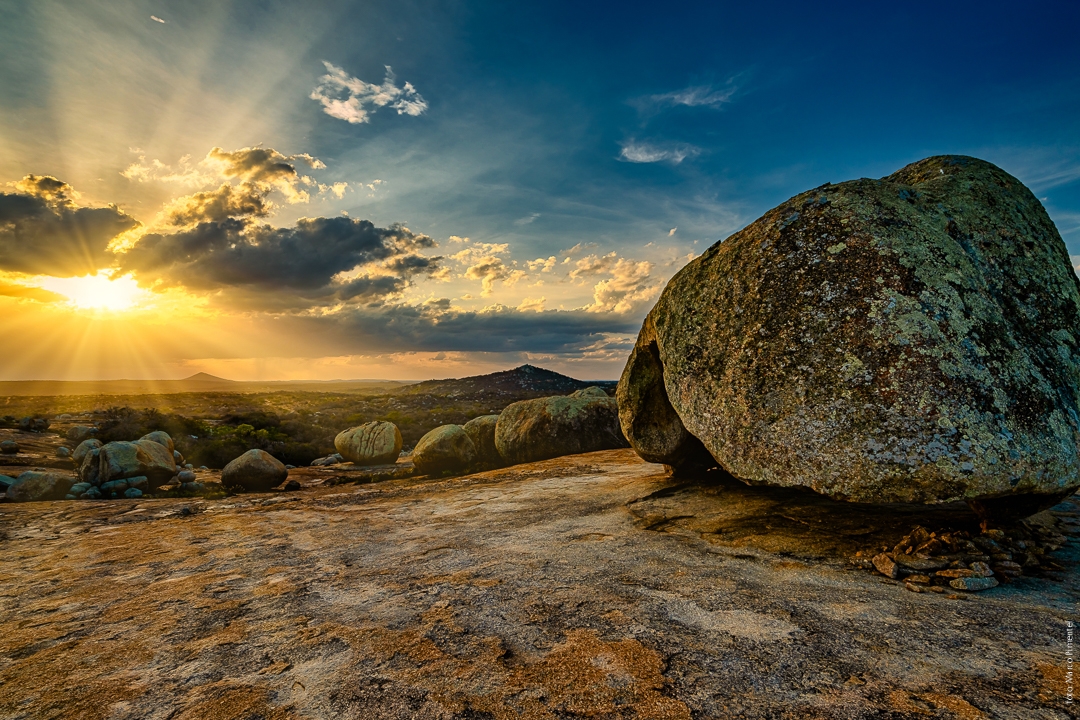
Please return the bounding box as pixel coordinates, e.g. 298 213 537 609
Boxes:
464 256 512 296
585 258 659 313
0 279 66 303
618 141 701 164
527 256 556 272
164 182 271 225
150 15 165 23
668 227 677 236
517 296 546 312
204 146 323 203
639 83 738 111
310 62 428 124
118 217 437 308
569 252 618 279
515 213 540 226
123 146 324 203
0 175 139 277
272 302 642 355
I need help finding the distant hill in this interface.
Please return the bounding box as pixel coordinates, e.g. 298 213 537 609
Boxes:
0 374 411 397
396 364 616 400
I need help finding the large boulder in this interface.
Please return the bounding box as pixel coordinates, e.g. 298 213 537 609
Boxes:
334 422 402 465
6 471 74 502
618 156 1080 519
495 395 629 466
98 439 177 488
463 415 502 467
221 449 288 492
412 425 476 474
139 431 175 454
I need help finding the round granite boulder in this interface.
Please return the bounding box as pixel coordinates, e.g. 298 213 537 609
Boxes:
618 155 1080 518
334 421 402 466
6 471 75 502
220 449 288 492
139 431 175 454
462 415 501 467
98 439 177 488
412 425 476 474
495 395 628 466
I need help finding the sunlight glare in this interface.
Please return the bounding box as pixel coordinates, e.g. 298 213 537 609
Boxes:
38 274 149 311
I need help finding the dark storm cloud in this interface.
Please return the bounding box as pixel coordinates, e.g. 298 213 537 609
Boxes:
273 303 641 355
165 182 272 225
118 215 440 309
0 175 139 277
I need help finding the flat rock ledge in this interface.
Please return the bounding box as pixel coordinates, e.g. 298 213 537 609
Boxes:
1 449 1076 719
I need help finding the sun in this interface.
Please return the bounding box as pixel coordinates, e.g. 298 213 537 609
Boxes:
38 273 149 311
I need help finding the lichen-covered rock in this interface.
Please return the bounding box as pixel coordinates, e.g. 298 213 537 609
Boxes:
412 425 476 474
221 449 288 492
463 415 502 467
6 471 74 502
569 386 610 399
495 395 628 466
72 439 102 468
98 439 177 488
139 431 175 454
334 421 402 465
618 155 1080 516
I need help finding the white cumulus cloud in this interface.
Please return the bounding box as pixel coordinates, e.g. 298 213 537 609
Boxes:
618 141 700 164
311 62 428 124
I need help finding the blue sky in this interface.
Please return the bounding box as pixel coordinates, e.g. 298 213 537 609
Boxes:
0 0 1078 380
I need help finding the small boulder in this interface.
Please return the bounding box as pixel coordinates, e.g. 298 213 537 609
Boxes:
221 449 288 492
334 422 402 465
139 431 175 454
0 440 19 454
6 471 74 502
66 426 96 444
124 488 143 499
570 386 610 399
283 479 301 491
56 446 71 459
72 439 103 467
98 439 177 487
412 425 476 474
173 450 184 464
462 415 501 467
495 395 629 466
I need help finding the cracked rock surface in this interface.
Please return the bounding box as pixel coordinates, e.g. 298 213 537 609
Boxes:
1 449 1076 718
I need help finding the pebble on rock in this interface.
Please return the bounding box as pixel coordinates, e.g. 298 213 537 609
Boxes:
872 553 898 579
949 576 999 592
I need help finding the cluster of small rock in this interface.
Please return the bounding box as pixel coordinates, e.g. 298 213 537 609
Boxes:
860 523 1068 595
330 386 627 477
0 416 51 433
3 428 292 502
